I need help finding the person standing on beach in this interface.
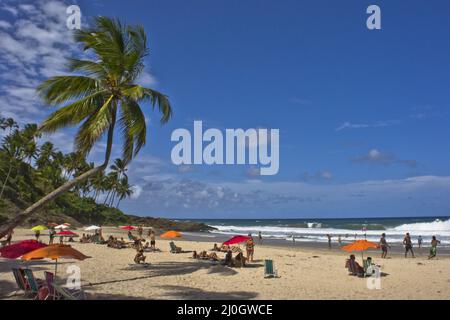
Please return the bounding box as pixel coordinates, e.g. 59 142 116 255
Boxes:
258 231 263 245
327 234 332 249
246 236 255 262
403 233 415 258
149 230 156 250
137 225 143 239
428 236 441 259
34 230 40 242
338 235 342 246
379 233 390 259
6 230 13 246
418 235 423 249
49 227 55 244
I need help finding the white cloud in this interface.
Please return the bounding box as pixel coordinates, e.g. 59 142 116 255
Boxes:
336 120 400 131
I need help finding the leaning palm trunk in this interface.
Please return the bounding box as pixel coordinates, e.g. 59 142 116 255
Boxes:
0 17 172 238
0 123 115 239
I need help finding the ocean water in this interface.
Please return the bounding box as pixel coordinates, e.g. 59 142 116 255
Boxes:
189 216 450 246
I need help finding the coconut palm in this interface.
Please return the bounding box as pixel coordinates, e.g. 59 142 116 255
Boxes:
0 17 172 238
0 130 26 200
115 176 133 208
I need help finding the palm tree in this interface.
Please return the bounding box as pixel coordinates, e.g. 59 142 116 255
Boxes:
115 176 133 208
0 130 26 200
0 17 172 238
0 118 18 134
22 125 40 165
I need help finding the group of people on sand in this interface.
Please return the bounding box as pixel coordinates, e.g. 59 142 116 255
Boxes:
379 232 441 259
193 233 256 268
131 226 159 264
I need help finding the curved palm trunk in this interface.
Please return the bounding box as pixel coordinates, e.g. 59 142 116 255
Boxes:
0 113 116 239
0 162 13 200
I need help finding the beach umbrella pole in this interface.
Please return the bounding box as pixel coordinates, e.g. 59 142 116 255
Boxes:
55 259 58 276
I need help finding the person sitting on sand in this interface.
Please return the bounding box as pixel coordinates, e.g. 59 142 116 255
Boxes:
403 233 415 258
212 243 220 251
134 248 146 264
379 233 390 259
246 237 255 262
223 250 233 266
192 251 198 259
233 252 246 268
345 254 364 276
428 236 441 259
208 252 219 261
220 244 230 252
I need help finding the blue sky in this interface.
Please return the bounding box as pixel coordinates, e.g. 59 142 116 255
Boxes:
1 0 450 218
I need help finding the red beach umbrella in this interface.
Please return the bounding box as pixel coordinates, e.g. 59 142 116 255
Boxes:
223 235 251 246
120 225 136 231
55 230 78 237
0 240 48 259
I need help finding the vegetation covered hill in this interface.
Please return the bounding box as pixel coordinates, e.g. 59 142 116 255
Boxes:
0 116 213 232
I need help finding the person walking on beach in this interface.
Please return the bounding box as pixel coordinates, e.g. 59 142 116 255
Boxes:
379 233 390 259
6 230 13 246
428 236 441 259
137 225 143 239
327 234 332 249
49 227 55 244
258 231 263 245
403 233 415 258
149 230 156 250
246 235 255 262
418 235 423 249
338 235 342 246
34 230 40 242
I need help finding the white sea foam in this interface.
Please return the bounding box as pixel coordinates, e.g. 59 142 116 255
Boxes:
209 218 450 245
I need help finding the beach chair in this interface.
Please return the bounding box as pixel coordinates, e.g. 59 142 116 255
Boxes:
52 283 86 300
264 259 278 278
169 241 182 253
11 268 29 296
23 268 43 299
44 271 58 300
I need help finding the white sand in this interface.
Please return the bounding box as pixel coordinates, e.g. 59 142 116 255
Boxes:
1 228 449 300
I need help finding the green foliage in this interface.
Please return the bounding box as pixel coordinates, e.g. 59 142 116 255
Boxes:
0 114 133 226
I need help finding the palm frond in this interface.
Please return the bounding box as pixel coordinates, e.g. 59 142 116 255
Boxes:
39 91 107 133
37 76 101 105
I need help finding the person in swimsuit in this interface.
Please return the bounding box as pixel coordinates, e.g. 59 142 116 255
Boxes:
428 236 441 259
246 237 255 262
403 233 415 258
379 233 390 259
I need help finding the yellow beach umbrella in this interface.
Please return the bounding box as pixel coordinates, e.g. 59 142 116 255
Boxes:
160 230 182 238
31 225 48 231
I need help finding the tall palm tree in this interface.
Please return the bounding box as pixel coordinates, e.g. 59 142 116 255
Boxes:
0 17 172 238
115 176 133 208
0 118 18 134
0 130 26 200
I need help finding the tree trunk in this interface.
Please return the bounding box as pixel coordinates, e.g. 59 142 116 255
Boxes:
0 162 13 200
0 109 116 239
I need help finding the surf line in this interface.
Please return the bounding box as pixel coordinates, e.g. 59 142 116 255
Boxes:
170 121 279 175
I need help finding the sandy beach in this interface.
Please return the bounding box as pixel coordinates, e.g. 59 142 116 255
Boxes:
1 228 449 300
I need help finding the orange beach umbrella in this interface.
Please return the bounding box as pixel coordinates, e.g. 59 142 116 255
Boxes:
160 230 182 238
22 244 90 275
341 239 378 260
